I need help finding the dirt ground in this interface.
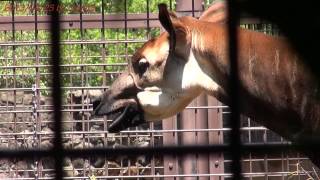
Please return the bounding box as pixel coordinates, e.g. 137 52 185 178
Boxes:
0 90 157 178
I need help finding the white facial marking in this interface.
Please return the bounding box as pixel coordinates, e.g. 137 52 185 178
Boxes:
137 88 199 121
182 50 220 93
137 90 170 115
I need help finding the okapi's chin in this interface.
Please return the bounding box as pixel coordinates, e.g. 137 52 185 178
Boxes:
107 104 145 133
92 100 112 117
92 98 146 133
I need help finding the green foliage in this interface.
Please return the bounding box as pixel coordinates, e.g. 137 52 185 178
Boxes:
0 0 172 92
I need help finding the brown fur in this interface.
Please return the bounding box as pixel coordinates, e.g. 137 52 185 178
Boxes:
185 18 320 139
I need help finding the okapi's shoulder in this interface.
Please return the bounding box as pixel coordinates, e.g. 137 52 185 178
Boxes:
236 27 320 133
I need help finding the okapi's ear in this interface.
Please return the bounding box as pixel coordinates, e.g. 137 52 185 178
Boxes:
158 3 184 53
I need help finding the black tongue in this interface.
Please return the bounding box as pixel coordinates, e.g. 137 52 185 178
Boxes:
107 104 145 133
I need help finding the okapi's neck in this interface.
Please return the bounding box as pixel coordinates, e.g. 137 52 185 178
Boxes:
187 19 230 92
187 18 320 140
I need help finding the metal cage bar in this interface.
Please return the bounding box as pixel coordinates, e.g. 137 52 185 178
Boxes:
48 0 63 179
226 0 242 179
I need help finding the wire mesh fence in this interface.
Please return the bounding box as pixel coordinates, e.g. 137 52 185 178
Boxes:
0 0 319 179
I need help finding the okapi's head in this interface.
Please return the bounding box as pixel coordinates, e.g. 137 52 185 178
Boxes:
93 4 219 132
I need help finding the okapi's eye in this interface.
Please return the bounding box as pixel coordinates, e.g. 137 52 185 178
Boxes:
138 58 149 74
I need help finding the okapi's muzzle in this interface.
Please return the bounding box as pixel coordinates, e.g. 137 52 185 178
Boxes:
92 72 145 133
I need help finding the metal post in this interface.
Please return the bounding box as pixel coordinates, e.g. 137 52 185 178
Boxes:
226 0 242 179
196 94 209 180
208 96 224 180
49 0 63 179
180 99 197 180
163 116 179 180
32 84 39 179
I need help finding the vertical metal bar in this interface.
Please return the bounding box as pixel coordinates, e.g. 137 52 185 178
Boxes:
68 29 73 97
49 0 63 179
263 129 268 180
281 151 285 180
208 96 224 180
192 0 195 17
128 132 131 177
180 100 197 179
11 0 17 148
3 31 9 177
196 94 209 180
34 0 41 178
226 0 242 179
248 118 253 180
101 0 109 176
124 0 128 62
123 2 128 178
176 0 202 15
32 84 39 179
4 30 8 112
264 155 268 180
146 0 150 39
67 27 75 178
286 152 290 179
150 124 156 179
163 116 178 180
79 0 86 159
10 1 18 177
101 0 106 88
297 152 301 180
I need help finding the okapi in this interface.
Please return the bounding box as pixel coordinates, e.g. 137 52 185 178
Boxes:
93 4 320 166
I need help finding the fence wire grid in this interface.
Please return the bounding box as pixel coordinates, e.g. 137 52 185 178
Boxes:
0 0 319 179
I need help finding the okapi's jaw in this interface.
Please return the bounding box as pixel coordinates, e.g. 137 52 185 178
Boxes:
92 72 146 133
